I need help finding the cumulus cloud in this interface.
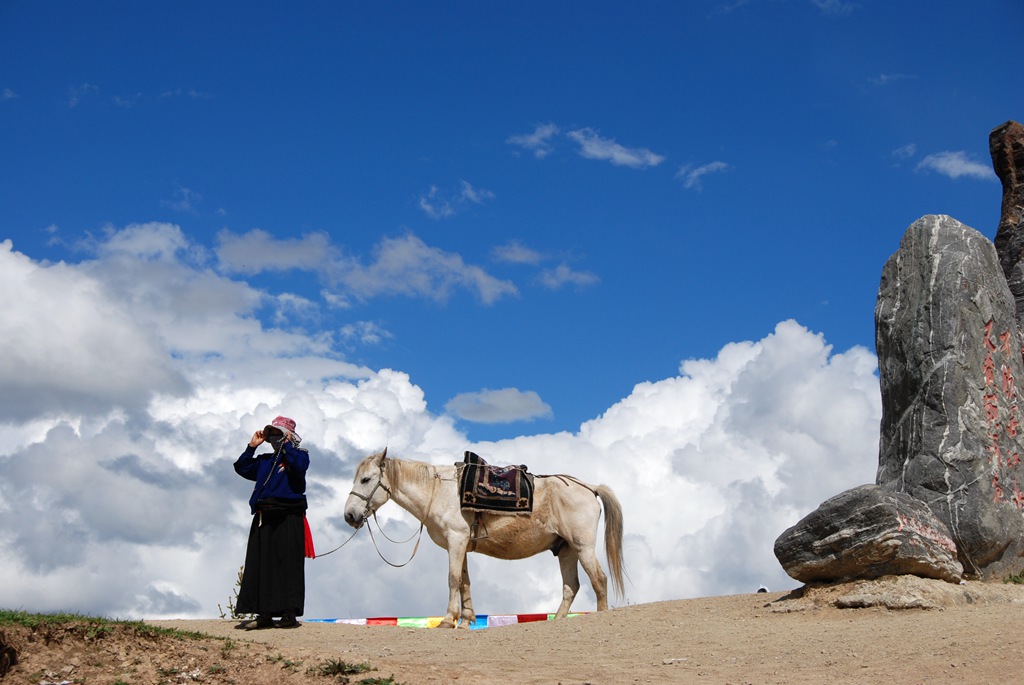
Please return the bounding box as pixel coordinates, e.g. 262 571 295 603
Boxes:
0 239 190 421
916 151 997 181
0 229 881 622
567 128 665 169
445 388 553 424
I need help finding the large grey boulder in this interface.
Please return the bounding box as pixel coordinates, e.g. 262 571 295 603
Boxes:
774 484 963 584
875 214 1024 578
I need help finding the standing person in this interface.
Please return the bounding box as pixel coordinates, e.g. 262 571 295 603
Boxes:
233 415 314 629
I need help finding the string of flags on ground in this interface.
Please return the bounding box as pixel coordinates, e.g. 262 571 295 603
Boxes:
307 613 587 630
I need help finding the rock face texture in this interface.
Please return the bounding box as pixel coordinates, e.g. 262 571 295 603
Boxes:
773 485 963 584
991 121 1024 324
874 214 1024 577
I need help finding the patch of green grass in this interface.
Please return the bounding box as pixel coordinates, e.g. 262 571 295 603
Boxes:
310 658 374 677
1005 570 1024 584
357 676 402 685
1 609 211 640
267 653 303 671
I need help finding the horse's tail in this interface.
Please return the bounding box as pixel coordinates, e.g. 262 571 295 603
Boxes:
596 484 626 601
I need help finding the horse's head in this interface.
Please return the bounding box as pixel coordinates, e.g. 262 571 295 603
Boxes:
343 448 391 529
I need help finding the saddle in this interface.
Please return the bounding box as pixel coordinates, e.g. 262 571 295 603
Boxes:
457 451 534 515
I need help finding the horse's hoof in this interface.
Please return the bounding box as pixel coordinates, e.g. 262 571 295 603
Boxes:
438 620 456 629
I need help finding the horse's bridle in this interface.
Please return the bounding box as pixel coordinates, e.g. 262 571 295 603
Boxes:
348 456 392 524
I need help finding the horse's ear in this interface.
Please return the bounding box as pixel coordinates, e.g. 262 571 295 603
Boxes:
382 446 388 459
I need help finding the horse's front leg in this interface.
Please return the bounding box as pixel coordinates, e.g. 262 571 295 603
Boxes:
438 538 469 629
457 554 476 628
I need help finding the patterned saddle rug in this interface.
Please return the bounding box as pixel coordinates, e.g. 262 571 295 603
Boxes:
457 451 534 514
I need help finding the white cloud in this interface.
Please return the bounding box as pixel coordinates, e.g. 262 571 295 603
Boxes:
507 123 560 158
459 180 495 205
67 82 99 108
112 92 142 108
916 151 997 181
0 229 881 620
341 234 519 305
567 128 665 169
445 388 553 424
0 240 190 421
676 161 730 190
216 228 336 274
418 180 494 219
869 73 915 87
1 88 17 101
810 0 856 16
340 320 394 346
418 185 456 219
892 143 917 161
538 263 600 290
217 229 517 306
491 241 599 291
162 186 203 213
492 241 545 265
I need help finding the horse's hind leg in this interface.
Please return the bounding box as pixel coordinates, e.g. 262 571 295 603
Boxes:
577 545 609 611
555 546 581 619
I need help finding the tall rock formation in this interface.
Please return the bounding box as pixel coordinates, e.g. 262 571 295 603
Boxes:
875 214 1024 578
776 123 1024 586
991 121 1024 324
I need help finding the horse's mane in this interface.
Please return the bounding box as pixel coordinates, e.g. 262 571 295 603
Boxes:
385 456 437 492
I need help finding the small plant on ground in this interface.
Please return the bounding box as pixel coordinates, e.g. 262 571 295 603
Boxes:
310 658 374 677
267 653 303 672
1005 569 1024 584
218 566 255 620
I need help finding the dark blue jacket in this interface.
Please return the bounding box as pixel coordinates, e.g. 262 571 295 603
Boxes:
234 442 310 514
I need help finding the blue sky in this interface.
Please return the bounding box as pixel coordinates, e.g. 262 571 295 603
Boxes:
1 1 1020 620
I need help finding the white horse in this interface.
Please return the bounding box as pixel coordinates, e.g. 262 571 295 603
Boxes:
343 449 625 629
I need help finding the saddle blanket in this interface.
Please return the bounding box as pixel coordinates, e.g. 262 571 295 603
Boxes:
458 451 534 514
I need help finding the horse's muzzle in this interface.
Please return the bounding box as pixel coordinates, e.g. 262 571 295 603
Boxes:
344 510 364 529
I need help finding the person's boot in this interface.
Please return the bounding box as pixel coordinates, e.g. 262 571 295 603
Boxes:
277 613 299 628
246 614 274 630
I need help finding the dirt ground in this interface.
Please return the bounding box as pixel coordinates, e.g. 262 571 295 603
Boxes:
3 576 1023 685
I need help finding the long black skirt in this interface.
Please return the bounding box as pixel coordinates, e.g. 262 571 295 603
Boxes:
236 506 305 617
